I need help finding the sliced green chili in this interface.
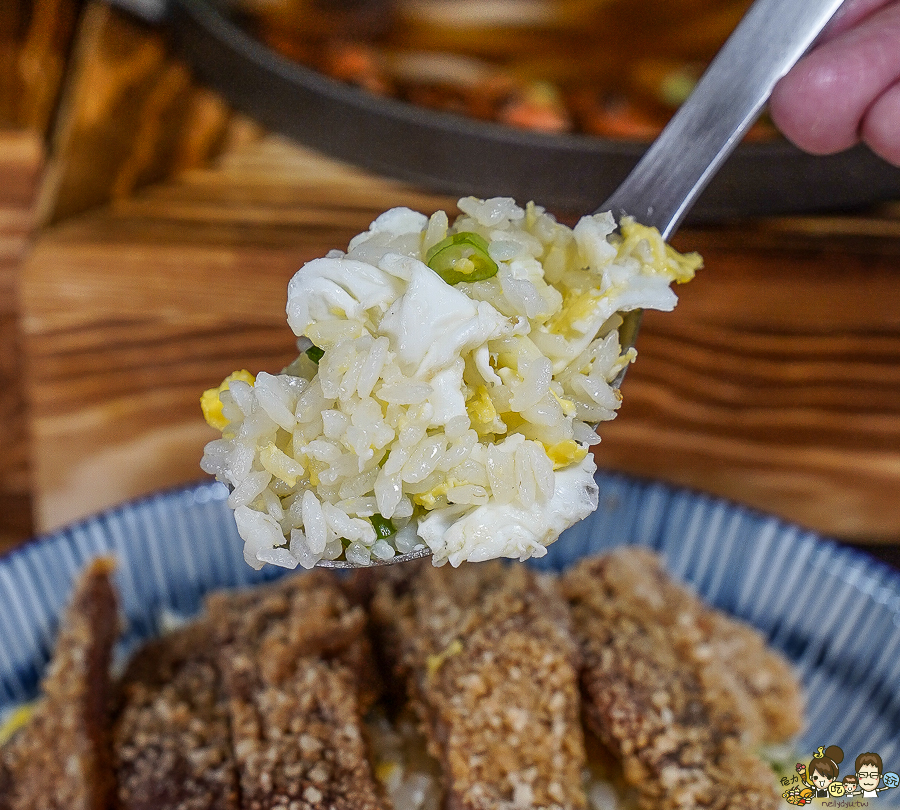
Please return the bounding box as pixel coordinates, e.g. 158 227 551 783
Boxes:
305 345 325 364
370 513 396 539
425 231 498 285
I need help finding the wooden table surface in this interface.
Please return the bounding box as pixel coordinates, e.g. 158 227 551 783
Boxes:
3 1 900 569
11 134 900 557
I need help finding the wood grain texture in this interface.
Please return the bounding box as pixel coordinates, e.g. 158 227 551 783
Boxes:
0 130 43 550
37 1 260 225
594 229 900 541
21 137 455 532
19 135 900 543
0 0 81 132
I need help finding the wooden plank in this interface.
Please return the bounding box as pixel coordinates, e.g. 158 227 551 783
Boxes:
0 129 43 550
19 134 900 543
0 0 80 132
21 137 455 532
593 235 900 541
37 0 261 225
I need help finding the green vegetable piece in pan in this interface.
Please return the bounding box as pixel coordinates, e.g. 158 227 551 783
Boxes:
305 345 325 364
425 232 498 284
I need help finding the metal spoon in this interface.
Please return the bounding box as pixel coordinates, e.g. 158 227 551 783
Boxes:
318 0 847 568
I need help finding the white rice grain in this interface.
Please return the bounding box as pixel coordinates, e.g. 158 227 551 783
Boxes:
486 444 516 504
237 408 278 443
228 470 272 509
383 444 413 477
234 506 285 571
447 484 489 505
289 528 320 570
458 196 523 226
256 547 298 569
322 537 344 560
375 468 404 519
254 372 297 431
228 380 256 416
401 436 446 484
514 441 537 506
393 496 414 519
345 542 372 566
510 356 552 412
438 430 477 471
394 522 420 553
302 490 328 554
321 409 349 440
371 539 396 560
357 336 390 399
260 487 284 521
339 467 380 501
337 496 379 516
323 502 376 546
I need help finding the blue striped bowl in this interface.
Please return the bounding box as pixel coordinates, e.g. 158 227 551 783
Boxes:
2 473 899 791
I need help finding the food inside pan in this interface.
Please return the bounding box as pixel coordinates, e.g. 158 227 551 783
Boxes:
233 0 777 141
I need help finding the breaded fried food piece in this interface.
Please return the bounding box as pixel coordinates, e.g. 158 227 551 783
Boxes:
207 571 388 810
562 548 802 810
1 557 118 810
113 621 240 810
0 762 13 810
371 561 588 810
696 608 803 744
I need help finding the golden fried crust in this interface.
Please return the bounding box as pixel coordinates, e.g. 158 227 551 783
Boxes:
113 622 240 810
562 548 800 810
695 609 804 743
0 762 12 810
1 557 119 810
208 571 390 810
372 561 588 810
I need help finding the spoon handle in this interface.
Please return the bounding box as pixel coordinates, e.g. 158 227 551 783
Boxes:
600 0 846 239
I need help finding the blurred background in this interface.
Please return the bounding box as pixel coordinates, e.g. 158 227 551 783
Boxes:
2 0 900 564
230 0 763 141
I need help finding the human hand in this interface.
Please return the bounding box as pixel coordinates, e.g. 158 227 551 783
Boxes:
769 0 900 166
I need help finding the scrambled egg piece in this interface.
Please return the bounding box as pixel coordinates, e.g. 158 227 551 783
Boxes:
0 703 34 746
619 218 702 283
543 439 588 469
414 476 469 509
546 290 603 337
468 385 496 423
414 482 449 510
201 370 255 430
549 389 577 417
466 385 506 436
375 761 400 785
426 639 463 680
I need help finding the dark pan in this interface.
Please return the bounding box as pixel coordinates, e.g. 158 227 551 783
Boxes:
170 0 900 220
